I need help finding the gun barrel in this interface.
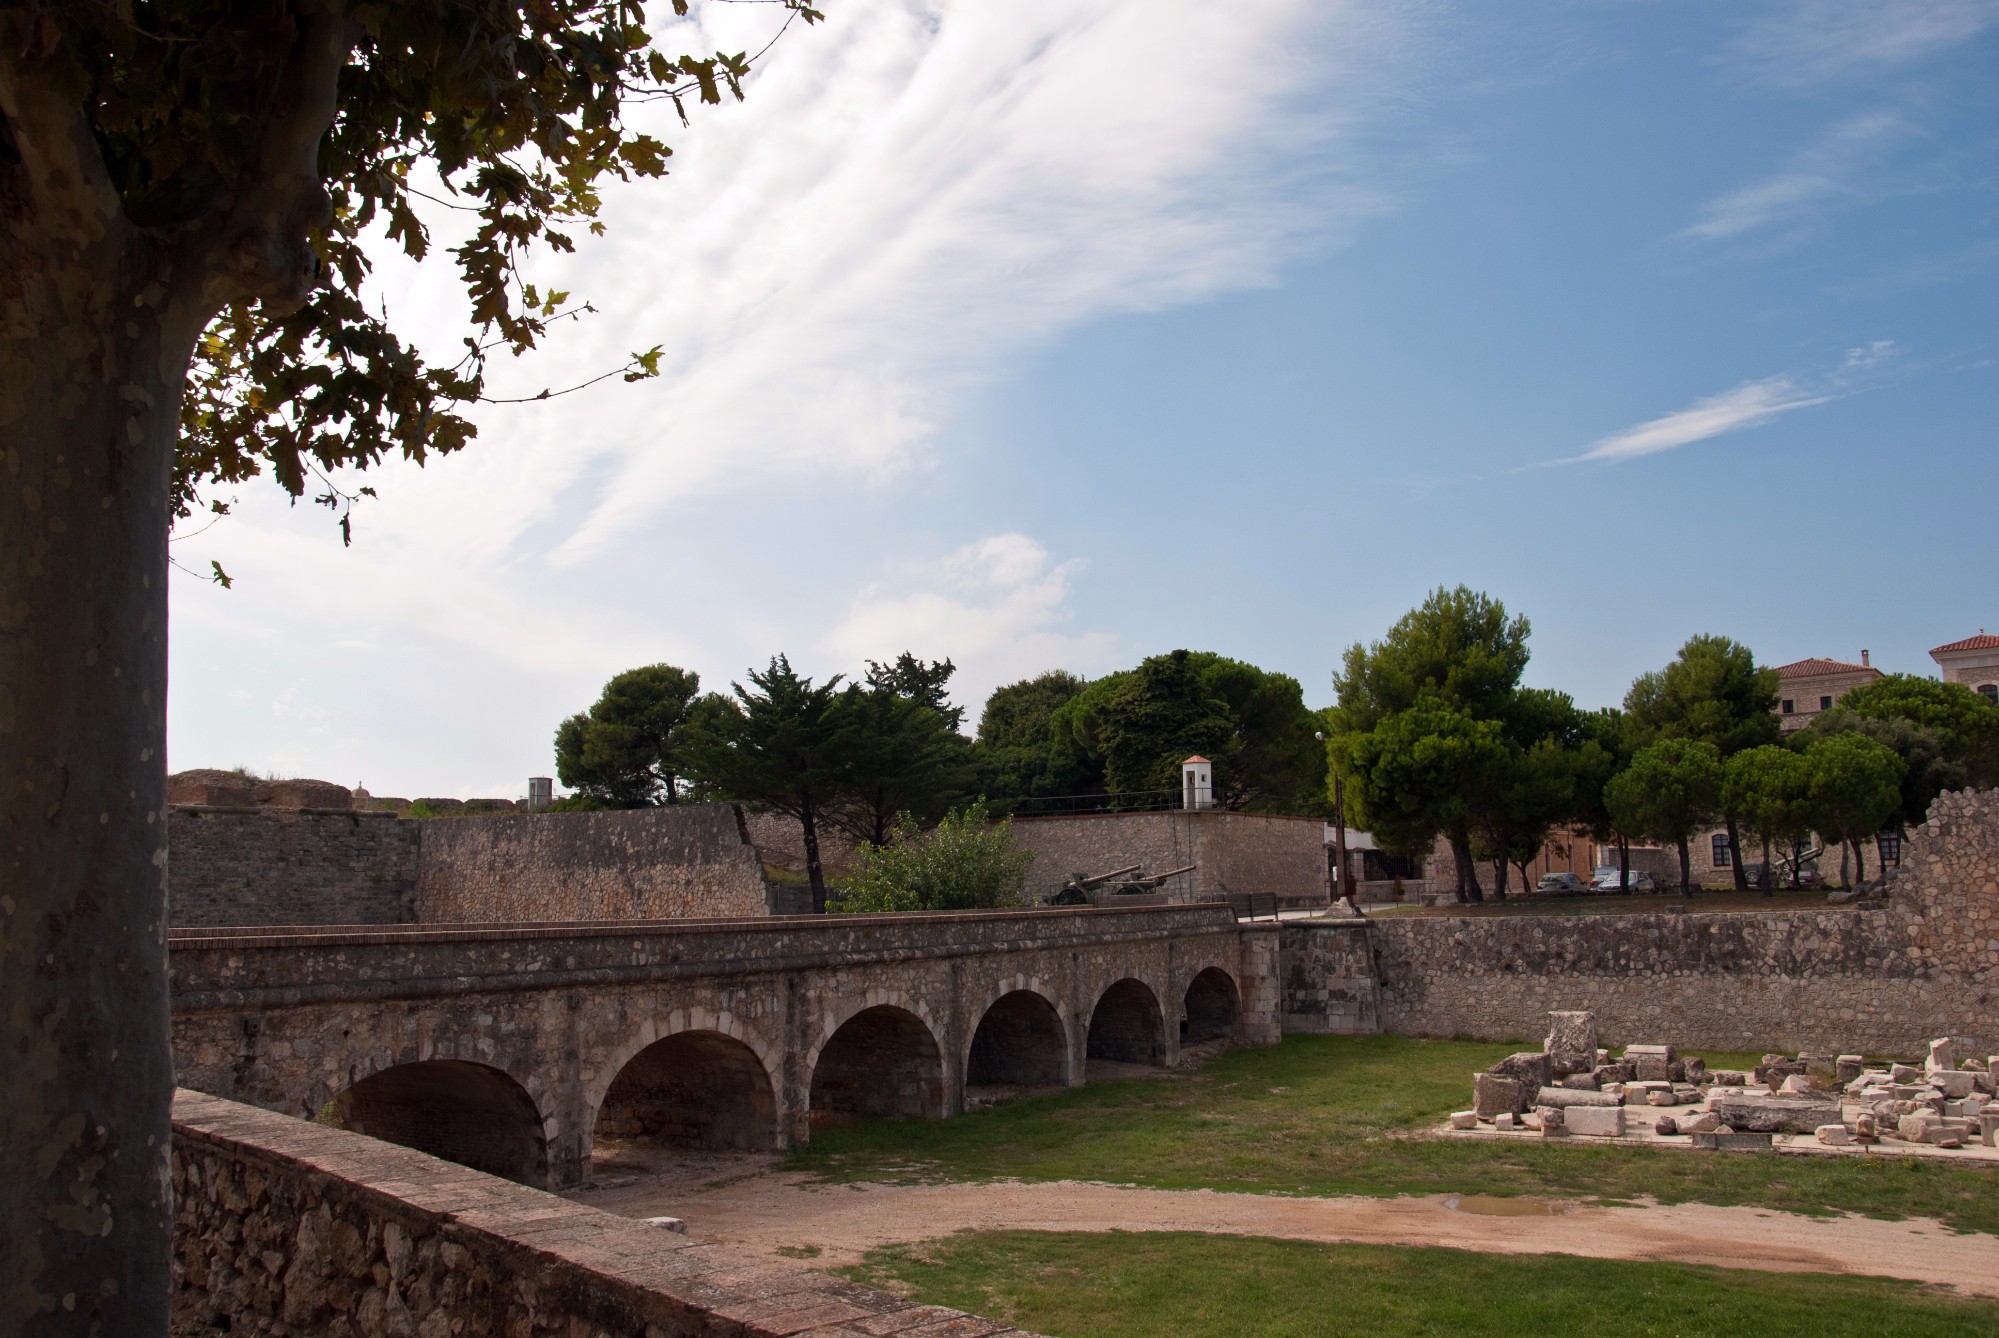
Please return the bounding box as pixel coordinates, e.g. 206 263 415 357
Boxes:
1079 863 1142 886
1152 864 1196 879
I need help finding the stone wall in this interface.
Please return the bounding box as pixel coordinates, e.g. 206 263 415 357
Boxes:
1278 920 1379 1035
172 1087 1037 1338
415 804 778 922
169 807 419 927
1368 789 1999 1057
1010 810 1330 905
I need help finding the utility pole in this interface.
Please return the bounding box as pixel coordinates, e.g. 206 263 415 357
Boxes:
1317 731 1351 909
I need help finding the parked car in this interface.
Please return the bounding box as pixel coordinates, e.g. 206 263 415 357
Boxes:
1535 872 1592 896
1590 867 1658 893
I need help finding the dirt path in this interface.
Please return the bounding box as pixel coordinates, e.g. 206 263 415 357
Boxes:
572 1161 1999 1298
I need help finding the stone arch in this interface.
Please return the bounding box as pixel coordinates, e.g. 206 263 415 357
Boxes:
1180 966 1242 1043
321 1059 547 1186
965 987 1068 1088
582 1005 784 1127
809 1003 946 1123
593 1029 778 1152
1086 977 1166 1066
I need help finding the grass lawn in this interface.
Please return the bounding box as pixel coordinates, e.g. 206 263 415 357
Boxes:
844 1230 1998 1338
786 1035 1999 1235
1366 888 1843 917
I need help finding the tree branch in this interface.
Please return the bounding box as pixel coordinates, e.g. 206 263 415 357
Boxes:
0 12 123 244
196 0 355 313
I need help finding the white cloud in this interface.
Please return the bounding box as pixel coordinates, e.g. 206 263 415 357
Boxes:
1723 0 1999 87
1565 376 1831 465
1842 338 1898 370
821 534 1121 720
1678 110 1911 242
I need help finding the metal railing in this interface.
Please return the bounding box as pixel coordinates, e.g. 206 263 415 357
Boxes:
1005 789 1221 817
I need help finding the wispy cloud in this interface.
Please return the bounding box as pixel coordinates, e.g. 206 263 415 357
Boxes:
1568 377 1831 464
1535 342 1904 469
1722 0 1999 88
1678 110 1911 242
821 534 1120 720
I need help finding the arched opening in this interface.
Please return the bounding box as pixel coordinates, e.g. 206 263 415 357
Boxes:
966 991 1066 1092
810 1005 944 1125
323 1060 546 1185
1086 978 1165 1066
1181 967 1241 1043
594 1030 777 1153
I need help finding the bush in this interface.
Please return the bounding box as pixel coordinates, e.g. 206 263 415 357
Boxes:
835 800 1033 913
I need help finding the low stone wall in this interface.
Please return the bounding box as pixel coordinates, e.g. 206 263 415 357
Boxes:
1011 810 1329 905
1368 789 1999 1057
169 807 419 927
172 1088 1036 1338
1278 921 1379 1035
415 805 777 922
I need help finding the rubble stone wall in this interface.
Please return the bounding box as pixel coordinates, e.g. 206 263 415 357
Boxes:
1278 921 1379 1035
1370 789 1999 1057
169 807 419 927
171 1088 1037 1338
1011 810 1329 905
414 804 777 921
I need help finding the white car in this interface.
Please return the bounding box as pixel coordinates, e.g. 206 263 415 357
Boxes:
1590 866 1657 893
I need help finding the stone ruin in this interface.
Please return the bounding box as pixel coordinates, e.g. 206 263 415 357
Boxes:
1453 1010 1999 1153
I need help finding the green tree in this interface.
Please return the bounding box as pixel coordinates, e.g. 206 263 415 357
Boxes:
1623 635 1779 890
835 801 1034 914
1343 696 1510 901
1721 745 1814 893
1330 587 1532 900
1802 709 1965 831
972 670 1089 808
1805 732 1906 887
1043 651 1323 811
681 656 850 912
1470 688 1584 899
1572 708 1635 891
1604 738 1723 895
829 670 974 847
1836 674 1999 788
1 5 819 1320
865 652 966 731
553 663 701 807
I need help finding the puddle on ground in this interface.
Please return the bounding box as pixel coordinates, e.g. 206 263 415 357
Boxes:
1441 1194 1574 1217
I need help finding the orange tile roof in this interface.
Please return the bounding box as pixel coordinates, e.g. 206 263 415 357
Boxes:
1931 633 1999 654
1773 657 1879 678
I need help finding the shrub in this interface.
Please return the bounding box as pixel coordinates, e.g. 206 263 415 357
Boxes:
835 800 1033 913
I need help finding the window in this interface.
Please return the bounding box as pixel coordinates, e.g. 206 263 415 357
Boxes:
1876 830 1903 867
1819 695 1833 711
1980 684 1997 703
1781 698 1794 714
1711 832 1732 867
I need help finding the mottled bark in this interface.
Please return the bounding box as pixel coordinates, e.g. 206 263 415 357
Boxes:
0 8 350 1331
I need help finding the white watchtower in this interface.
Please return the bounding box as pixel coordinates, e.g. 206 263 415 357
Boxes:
1181 756 1215 811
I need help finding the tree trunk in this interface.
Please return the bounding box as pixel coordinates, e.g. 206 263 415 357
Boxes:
800 799 828 912
1451 833 1482 903
1676 836 1692 896
1760 834 1773 896
2 242 193 1335
1617 838 1630 894
1724 813 1747 891
1839 839 1851 889
1490 857 1508 901
1852 834 1867 885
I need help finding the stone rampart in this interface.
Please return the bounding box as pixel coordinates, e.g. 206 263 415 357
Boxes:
169 807 420 927
172 1087 1036 1338
1011 810 1329 905
415 804 777 922
1369 789 1998 1057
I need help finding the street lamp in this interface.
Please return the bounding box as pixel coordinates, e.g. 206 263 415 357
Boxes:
1316 731 1350 911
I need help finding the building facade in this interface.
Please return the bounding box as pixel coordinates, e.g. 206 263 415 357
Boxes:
1931 633 1999 702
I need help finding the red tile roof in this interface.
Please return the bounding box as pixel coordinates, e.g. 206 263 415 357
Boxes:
1182 755 1211 764
1931 634 1999 654
1773 657 1880 679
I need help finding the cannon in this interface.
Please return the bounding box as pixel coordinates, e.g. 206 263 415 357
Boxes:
1046 864 1143 905
1108 863 1195 894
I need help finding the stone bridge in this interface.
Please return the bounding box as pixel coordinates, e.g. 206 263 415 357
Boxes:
170 905 1277 1189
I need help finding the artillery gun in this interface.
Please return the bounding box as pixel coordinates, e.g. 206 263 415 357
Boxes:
1046 862 1196 905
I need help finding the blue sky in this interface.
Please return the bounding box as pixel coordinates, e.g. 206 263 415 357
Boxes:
168 0 1998 798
